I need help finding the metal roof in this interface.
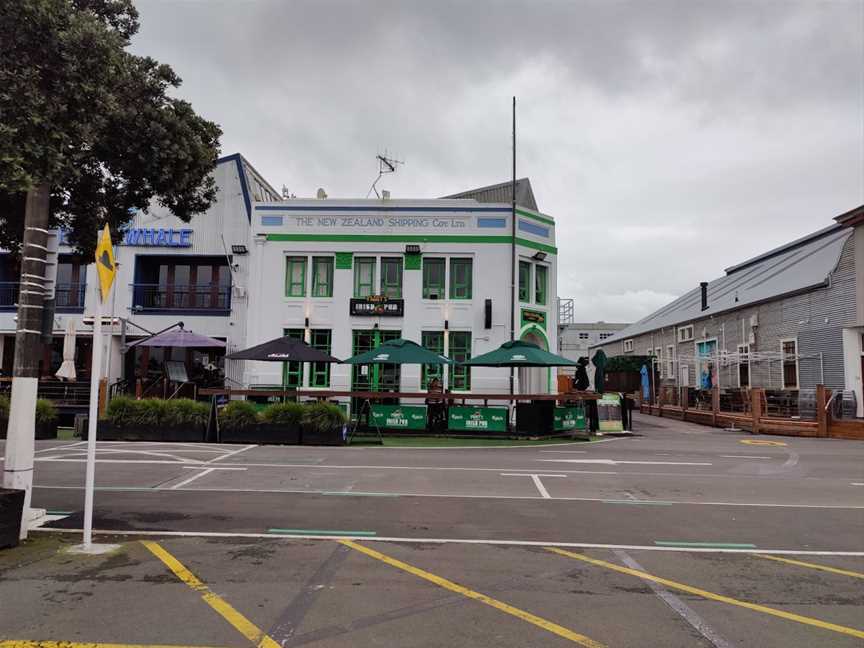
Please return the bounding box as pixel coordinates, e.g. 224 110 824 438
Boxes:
835 204 864 228
441 178 538 211
596 224 852 346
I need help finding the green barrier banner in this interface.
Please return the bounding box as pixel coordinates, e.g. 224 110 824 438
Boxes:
598 393 624 432
370 404 428 430
554 406 586 431
448 406 508 432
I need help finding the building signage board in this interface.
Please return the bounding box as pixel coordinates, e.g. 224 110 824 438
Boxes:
521 309 547 331
287 215 470 231
122 228 193 247
370 404 427 430
448 406 509 433
553 406 586 432
597 393 624 432
59 227 193 248
350 296 404 317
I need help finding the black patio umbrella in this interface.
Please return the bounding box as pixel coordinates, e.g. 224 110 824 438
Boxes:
227 335 341 363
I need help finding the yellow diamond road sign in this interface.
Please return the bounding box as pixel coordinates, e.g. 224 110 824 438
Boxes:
95 224 116 302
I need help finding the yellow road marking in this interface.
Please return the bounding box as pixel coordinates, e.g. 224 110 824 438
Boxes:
546 547 864 640
340 539 606 647
740 439 786 446
140 541 280 648
0 643 230 648
753 553 864 579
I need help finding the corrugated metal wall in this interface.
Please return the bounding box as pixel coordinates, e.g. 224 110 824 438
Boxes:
592 234 858 390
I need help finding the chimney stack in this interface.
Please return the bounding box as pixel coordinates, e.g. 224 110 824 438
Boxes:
700 282 709 311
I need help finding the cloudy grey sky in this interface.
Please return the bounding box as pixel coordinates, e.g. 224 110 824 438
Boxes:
131 0 863 322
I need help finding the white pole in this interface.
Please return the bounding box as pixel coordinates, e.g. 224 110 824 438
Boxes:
105 262 118 387
82 281 102 548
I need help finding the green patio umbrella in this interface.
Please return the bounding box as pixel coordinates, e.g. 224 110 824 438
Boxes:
341 338 454 365
592 348 607 393
462 340 579 367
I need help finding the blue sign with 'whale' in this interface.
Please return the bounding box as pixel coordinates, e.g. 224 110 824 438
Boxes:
58 227 193 248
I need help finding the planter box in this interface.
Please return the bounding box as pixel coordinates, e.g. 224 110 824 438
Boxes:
301 424 347 446
84 422 205 442
0 489 25 549
0 419 58 440
220 422 301 445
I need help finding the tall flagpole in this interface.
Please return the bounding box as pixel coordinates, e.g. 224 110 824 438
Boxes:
509 96 516 395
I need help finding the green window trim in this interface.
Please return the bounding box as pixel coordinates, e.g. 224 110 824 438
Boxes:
535 264 548 305
334 252 353 269
448 331 472 391
421 331 445 389
354 257 375 298
311 257 334 298
515 207 555 226
281 328 305 387
422 257 446 299
309 329 332 387
518 260 531 303
404 253 422 270
380 257 403 298
266 234 557 256
449 258 473 300
285 257 307 297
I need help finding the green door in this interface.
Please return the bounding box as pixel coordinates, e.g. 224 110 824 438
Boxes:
351 329 401 414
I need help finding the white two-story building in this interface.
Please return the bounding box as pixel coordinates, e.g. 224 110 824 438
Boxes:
241 191 559 398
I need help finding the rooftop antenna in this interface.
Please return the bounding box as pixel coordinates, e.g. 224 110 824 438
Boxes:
367 151 404 198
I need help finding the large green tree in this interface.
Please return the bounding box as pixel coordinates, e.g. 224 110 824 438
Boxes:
0 0 221 541
0 0 222 254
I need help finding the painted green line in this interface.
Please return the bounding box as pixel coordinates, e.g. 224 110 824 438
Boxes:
267 528 377 537
604 500 674 506
265 233 557 255
515 237 557 254
46 510 73 515
322 491 399 497
655 541 757 549
516 207 555 226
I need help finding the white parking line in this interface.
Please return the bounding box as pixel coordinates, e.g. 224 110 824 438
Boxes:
32 526 864 556
32 483 864 508
168 468 218 489
501 473 566 498
1 441 86 462
539 459 712 466
539 450 587 454
206 444 256 464
613 549 735 648
167 466 248 489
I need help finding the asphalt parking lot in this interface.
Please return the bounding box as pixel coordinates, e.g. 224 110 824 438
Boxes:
1 413 863 647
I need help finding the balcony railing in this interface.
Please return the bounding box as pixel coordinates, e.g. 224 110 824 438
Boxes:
131 283 231 314
0 282 17 309
0 282 86 311
55 283 87 311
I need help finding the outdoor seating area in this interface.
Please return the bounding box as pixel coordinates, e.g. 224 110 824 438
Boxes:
212 336 603 441
37 330 626 444
641 384 864 440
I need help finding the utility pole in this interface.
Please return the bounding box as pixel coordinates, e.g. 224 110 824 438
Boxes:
3 183 51 539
